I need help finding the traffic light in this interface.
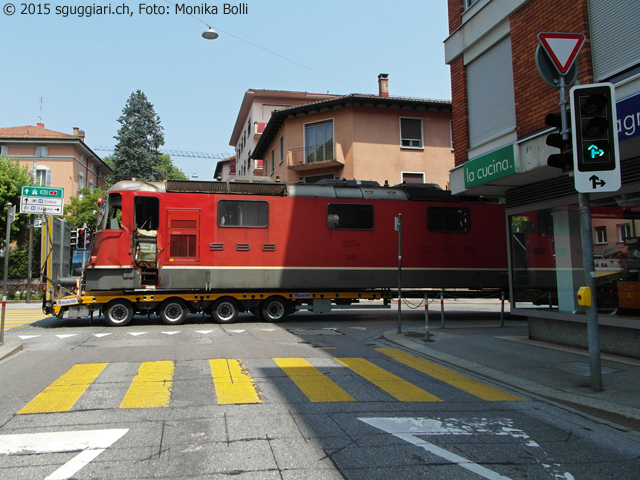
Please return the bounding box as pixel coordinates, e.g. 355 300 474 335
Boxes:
77 228 86 248
545 111 573 172
571 83 618 172
570 83 621 193
70 229 78 247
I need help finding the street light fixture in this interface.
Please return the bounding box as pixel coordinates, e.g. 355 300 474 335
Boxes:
202 27 219 40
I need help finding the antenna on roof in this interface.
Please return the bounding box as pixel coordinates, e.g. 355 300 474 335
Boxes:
38 97 43 123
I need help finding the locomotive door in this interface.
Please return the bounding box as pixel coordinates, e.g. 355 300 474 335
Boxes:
133 196 160 286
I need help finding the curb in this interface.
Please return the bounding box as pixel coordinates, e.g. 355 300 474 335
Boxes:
0 340 23 362
383 330 640 430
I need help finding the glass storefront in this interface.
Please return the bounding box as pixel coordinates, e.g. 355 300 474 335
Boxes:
510 192 640 317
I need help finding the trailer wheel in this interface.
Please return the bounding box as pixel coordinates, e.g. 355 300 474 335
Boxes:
159 298 188 325
211 297 239 324
261 296 289 323
104 300 134 327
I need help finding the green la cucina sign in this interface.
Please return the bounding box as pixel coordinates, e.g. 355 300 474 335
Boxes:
464 144 517 188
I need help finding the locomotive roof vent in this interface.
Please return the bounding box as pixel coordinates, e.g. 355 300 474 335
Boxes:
316 179 381 187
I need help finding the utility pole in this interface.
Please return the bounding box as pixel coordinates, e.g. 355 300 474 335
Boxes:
1 203 16 345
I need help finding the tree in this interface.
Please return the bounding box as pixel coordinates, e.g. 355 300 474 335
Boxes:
111 90 165 183
158 154 188 180
65 188 104 231
0 156 31 246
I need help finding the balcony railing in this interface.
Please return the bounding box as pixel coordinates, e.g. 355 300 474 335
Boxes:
287 141 343 171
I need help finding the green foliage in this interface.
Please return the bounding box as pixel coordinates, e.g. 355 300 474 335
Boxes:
158 154 188 180
65 188 104 230
0 156 32 246
111 90 165 183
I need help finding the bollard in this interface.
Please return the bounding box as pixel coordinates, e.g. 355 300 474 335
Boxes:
500 291 505 327
440 290 445 328
424 295 431 341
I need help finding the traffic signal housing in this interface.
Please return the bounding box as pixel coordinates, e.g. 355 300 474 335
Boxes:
570 83 621 193
77 228 86 248
70 228 78 247
545 111 573 172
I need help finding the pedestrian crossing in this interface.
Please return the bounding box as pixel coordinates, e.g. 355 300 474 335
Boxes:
17 348 523 414
1 309 48 331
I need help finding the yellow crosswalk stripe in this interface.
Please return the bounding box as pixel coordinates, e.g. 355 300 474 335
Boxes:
17 363 108 414
376 347 523 401
336 357 442 402
209 359 263 404
273 358 355 402
120 361 174 409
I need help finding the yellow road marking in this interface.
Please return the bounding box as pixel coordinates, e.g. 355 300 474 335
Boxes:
274 358 355 402
336 357 442 402
376 347 523 401
120 361 174 409
209 359 262 404
17 363 108 414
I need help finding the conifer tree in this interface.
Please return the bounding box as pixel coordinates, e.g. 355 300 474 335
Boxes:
111 90 165 183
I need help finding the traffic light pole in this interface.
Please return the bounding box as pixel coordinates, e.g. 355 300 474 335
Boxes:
578 192 602 391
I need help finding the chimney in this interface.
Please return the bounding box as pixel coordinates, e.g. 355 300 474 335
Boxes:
36 122 45 128
378 73 389 97
73 127 85 141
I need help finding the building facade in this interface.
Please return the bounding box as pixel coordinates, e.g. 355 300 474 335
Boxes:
229 89 341 178
445 0 640 355
0 124 111 200
251 76 454 187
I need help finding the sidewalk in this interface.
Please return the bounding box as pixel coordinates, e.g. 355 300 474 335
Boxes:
385 320 640 430
0 301 40 360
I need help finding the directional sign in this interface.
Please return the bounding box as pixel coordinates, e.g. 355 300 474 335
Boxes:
538 32 585 75
21 186 64 198
361 417 574 480
19 200 64 215
0 428 128 480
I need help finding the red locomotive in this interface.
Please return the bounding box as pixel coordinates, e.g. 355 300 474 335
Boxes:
52 178 508 325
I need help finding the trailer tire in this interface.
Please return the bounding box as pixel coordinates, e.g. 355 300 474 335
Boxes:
261 296 289 323
211 297 239 324
159 298 188 325
104 299 134 327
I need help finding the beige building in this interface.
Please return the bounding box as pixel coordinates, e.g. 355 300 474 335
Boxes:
251 76 453 187
0 124 111 201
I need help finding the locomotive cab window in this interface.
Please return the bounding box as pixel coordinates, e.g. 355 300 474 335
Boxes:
427 206 471 232
327 203 374 230
135 196 159 232
218 200 269 228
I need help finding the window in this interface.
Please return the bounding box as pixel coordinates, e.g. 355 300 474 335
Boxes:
0 146 8 156
618 223 631 243
327 203 374 230
467 36 516 148
427 207 471 232
305 120 334 163
595 226 607 244
218 200 269 228
279 136 284 165
35 166 52 187
270 149 275 175
77 173 85 192
36 146 48 157
402 172 425 184
400 118 423 148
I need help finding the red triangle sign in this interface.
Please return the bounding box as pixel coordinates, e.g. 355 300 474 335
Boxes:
538 32 586 75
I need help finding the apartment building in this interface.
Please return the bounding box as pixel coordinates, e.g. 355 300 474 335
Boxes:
445 0 640 354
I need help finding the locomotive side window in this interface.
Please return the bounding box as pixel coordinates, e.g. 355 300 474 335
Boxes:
218 200 269 228
327 203 374 230
427 207 471 232
103 193 122 230
135 196 159 231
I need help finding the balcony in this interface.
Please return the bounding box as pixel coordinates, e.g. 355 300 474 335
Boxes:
287 141 344 171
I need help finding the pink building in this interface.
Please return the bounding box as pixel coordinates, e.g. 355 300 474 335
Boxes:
0 124 111 202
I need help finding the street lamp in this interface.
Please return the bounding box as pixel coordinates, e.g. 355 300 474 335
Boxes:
202 27 219 40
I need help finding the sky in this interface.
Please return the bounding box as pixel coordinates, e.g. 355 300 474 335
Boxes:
2 1 452 180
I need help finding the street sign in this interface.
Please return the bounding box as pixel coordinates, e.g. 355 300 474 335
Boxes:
21 186 64 198
535 44 578 88
19 202 64 215
538 32 585 75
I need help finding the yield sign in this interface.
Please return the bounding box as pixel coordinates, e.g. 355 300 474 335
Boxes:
538 32 586 75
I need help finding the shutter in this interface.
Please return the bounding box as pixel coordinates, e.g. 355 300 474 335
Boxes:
589 0 640 80
467 37 516 148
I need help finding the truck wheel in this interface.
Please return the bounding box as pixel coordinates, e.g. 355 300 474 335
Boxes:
261 296 289 323
104 300 134 327
159 298 188 325
211 297 239 324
